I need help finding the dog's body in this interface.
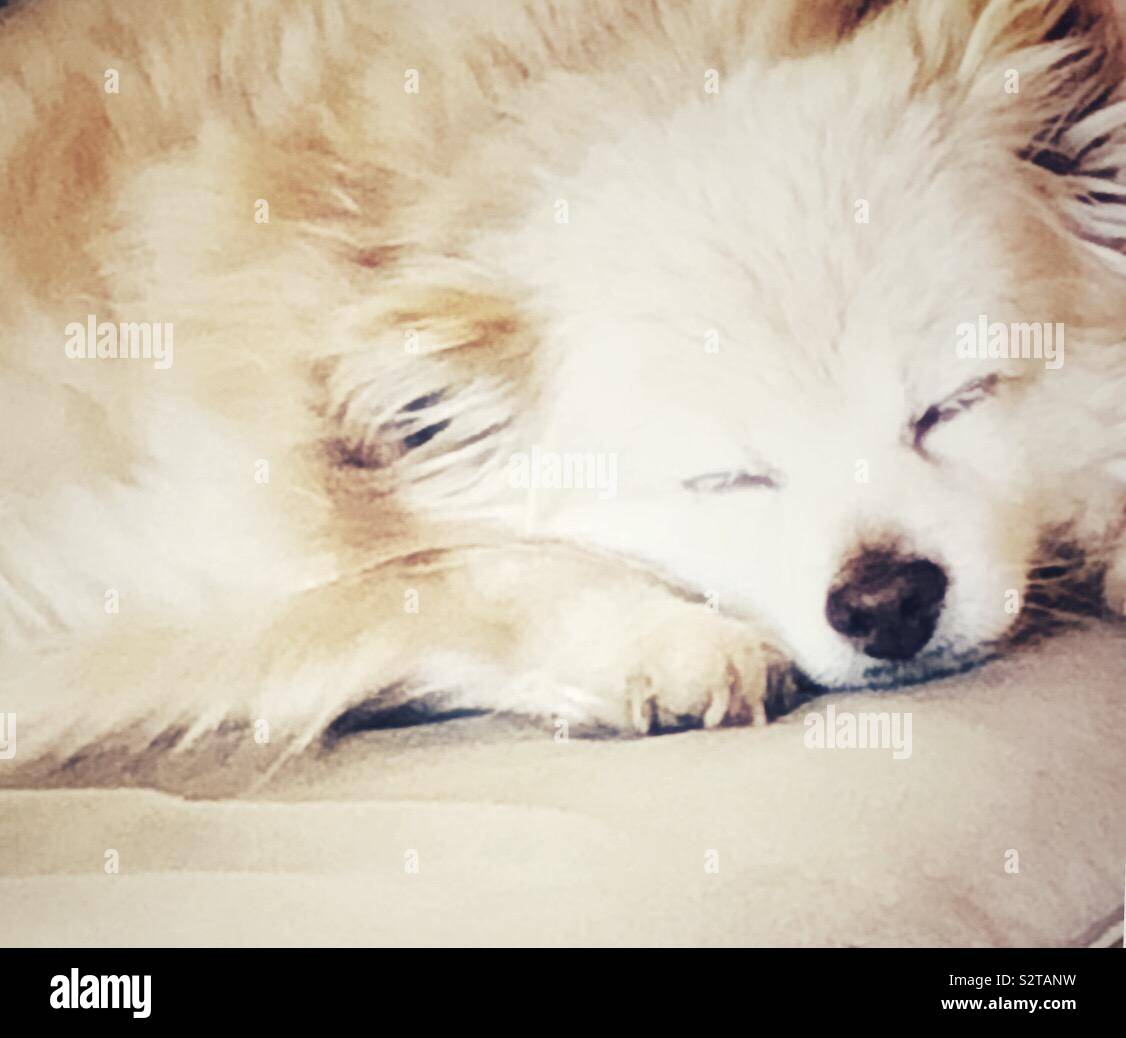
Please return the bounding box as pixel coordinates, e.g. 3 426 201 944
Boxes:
2 0 1125 780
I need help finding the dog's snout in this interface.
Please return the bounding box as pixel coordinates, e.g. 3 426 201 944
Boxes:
825 550 948 661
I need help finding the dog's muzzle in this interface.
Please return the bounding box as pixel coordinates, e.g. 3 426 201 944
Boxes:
825 549 948 661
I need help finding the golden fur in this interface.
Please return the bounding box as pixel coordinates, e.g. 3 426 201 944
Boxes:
1 0 1124 785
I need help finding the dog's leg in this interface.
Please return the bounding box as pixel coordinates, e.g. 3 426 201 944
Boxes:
435 545 779 735
0 543 779 779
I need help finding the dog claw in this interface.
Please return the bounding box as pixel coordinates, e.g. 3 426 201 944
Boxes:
626 675 656 734
703 684 731 728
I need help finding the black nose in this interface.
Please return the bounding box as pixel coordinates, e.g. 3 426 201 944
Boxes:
825 551 948 661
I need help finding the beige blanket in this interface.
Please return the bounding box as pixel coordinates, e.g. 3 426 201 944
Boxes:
1 626 1123 946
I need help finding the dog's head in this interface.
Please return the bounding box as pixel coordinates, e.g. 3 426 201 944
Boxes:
341 0 1126 688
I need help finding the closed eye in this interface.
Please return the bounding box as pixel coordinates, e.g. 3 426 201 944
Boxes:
683 469 782 493
912 374 1001 449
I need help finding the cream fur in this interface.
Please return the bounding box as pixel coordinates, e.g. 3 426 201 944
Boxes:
0 0 1124 783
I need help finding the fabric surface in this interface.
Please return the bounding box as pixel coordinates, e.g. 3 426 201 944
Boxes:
1 625 1123 946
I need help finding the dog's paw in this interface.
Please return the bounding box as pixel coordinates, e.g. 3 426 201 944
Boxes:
506 591 782 734
619 608 777 733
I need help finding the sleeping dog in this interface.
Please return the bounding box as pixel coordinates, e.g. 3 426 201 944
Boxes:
1 0 1124 782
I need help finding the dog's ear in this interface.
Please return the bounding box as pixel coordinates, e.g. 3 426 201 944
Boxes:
953 2 1122 155
930 0 1126 267
321 276 535 509
901 0 1118 80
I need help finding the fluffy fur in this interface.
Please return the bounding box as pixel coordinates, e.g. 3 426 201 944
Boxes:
1 0 1124 782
